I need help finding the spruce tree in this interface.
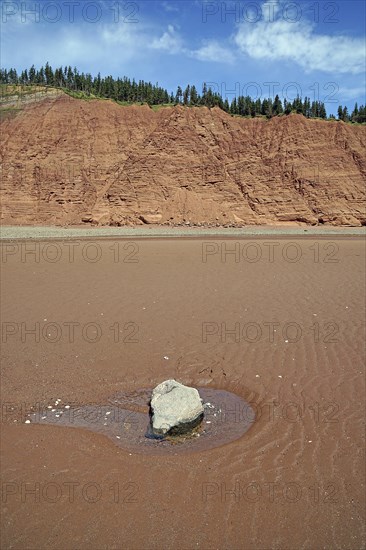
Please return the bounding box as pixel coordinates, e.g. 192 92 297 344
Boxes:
230 97 237 114
29 65 36 83
284 99 292 115
190 85 198 105
351 102 359 121
342 106 349 121
201 83 208 105
261 98 269 116
45 62 53 86
273 94 283 115
319 103 327 119
183 85 190 105
357 106 366 123
175 86 183 104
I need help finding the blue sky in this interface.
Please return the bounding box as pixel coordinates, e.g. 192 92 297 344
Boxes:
1 0 365 114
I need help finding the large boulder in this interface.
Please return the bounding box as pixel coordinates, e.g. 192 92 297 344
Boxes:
150 380 204 436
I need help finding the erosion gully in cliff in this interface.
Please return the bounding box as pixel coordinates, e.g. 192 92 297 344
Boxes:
0 94 365 227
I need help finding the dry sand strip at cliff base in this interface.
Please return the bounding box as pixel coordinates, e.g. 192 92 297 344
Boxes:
0 224 365 240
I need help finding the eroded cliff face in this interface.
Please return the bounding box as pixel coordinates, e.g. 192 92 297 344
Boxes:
1 94 365 226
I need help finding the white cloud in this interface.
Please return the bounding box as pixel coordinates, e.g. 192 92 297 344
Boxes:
3 16 235 69
337 86 366 100
234 2 365 74
150 25 184 54
190 41 235 64
149 27 234 64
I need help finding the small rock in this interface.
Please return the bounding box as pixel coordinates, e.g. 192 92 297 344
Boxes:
150 379 204 436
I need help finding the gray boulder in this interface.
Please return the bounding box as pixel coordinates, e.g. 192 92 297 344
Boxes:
150 380 204 435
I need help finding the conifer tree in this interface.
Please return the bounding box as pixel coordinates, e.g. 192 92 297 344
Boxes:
29 65 36 83
230 97 237 114
319 103 327 119
183 84 190 105
273 94 283 115
175 86 183 104
284 99 292 115
190 85 198 105
45 62 53 86
201 83 208 105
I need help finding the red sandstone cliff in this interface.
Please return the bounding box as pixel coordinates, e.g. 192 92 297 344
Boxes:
1 94 365 226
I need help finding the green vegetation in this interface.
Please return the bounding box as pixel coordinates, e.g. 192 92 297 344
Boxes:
337 103 366 123
63 89 100 101
0 106 22 121
149 103 175 112
1 65 364 123
0 84 54 98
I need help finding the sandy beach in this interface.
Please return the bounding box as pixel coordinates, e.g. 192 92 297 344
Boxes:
1 232 365 549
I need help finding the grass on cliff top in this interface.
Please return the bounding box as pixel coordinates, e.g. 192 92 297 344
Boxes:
150 103 176 111
0 84 60 97
63 89 107 101
0 106 22 121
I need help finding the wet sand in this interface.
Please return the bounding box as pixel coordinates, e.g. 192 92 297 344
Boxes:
1 236 365 549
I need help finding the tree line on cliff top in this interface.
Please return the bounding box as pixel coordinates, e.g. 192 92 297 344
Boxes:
1 64 365 123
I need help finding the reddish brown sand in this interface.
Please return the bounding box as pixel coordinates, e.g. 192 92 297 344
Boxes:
1 237 365 549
